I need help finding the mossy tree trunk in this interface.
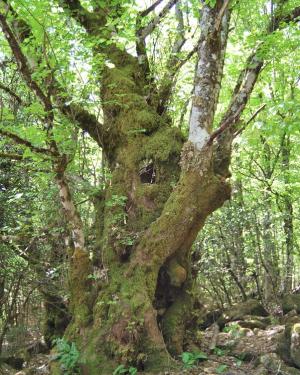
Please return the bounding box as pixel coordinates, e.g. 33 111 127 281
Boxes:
58 3 235 372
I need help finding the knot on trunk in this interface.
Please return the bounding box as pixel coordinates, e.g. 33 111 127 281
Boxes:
166 259 187 287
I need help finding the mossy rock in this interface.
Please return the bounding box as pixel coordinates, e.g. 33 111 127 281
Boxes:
260 353 300 374
282 295 300 314
277 325 293 365
291 323 300 368
217 299 268 328
237 319 268 330
282 310 298 324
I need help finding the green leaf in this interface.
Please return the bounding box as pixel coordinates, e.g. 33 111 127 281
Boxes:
216 364 228 374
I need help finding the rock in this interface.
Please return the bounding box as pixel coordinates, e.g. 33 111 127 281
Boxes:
237 320 267 330
277 319 300 366
282 310 298 324
291 323 300 368
260 353 300 374
243 315 272 325
231 325 284 362
282 295 300 314
217 299 268 328
239 328 254 337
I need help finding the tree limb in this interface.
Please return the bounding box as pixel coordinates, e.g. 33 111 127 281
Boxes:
1 3 106 152
140 0 165 17
137 0 179 40
58 101 106 149
157 36 199 113
0 83 23 104
57 0 99 32
234 103 266 137
214 4 300 143
0 128 56 156
271 5 300 32
0 12 52 113
0 152 23 160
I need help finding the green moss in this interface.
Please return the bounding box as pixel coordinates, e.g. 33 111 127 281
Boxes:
144 127 183 162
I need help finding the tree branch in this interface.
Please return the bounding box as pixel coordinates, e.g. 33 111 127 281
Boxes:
58 101 106 149
234 103 266 137
188 1 231 150
140 0 165 17
213 4 300 144
0 12 52 113
0 128 56 157
137 0 179 40
1 3 106 153
157 36 199 113
271 5 300 32
0 83 23 104
0 152 23 160
57 0 98 32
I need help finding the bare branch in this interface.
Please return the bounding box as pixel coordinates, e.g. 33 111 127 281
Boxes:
215 0 231 31
137 0 179 40
140 0 165 17
157 37 199 113
188 1 231 150
234 103 266 137
207 104 244 145
213 4 300 146
2 4 106 153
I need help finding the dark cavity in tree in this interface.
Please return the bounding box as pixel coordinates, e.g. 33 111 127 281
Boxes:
139 161 156 184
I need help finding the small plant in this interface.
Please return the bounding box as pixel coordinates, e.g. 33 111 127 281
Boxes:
52 338 80 374
223 322 241 338
113 364 138 375
180 351 208 369
213 347 227 356
105 194 127 208
216 364 228 373
234 357 243 367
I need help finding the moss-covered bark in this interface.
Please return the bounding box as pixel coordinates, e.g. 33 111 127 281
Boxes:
58 36 231 375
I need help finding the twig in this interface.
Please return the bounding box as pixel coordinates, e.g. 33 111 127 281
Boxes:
234 103 266 137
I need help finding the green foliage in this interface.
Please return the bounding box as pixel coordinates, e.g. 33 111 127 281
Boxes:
216 364 228 374
223 323 241 338
180 351 208 369
213 347 227 357
113 364 137 375
53 338 81 374
105 195 127 208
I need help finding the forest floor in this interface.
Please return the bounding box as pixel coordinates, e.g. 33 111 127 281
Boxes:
2 299 300 375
